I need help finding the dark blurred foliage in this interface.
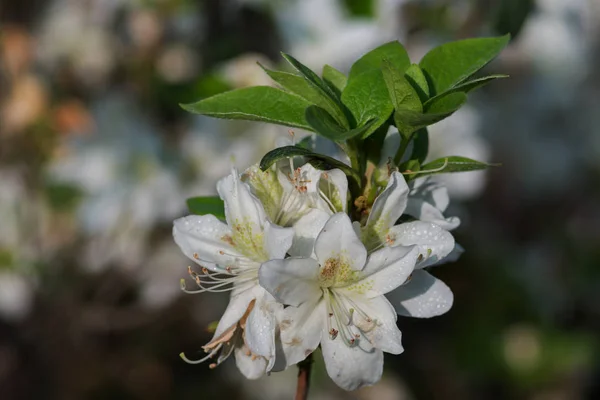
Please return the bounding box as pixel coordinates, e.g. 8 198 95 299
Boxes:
0 0 599 399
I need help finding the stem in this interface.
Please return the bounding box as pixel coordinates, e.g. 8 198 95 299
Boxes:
393 133 412 165
344 139 361 174
295 353 314 400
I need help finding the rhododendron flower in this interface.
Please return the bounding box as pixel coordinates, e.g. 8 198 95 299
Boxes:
259 213 419 390
173 169 293 378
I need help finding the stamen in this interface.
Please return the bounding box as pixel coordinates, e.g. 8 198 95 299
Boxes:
179 344 221 365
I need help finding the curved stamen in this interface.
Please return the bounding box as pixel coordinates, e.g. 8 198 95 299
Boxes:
179 344 222 364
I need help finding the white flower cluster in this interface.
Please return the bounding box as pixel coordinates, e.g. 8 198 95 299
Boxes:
173 158 459 390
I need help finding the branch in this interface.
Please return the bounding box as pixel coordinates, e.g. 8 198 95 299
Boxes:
295 353 314 400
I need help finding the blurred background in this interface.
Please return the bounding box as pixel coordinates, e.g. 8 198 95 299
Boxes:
1 0 600 399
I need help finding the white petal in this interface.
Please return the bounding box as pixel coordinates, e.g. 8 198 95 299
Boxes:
388 221 454 268
365 171 409 236
405 200 460 231
258 258 321 306
410 177 450 211
387 270 454 318
320 327 384 391
173 214 239 271
348 245 419 297
212 285 258 339
288 208 330 258
406 178 460 230
354 295 404 354
217 169 267 232
279 298 325 366
315 213 367 271
264 221 294 259
244 292 280 369
234 347 267 379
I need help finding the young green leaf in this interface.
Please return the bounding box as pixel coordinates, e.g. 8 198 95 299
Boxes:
349 41 411 80
261 65 349 128
424 91 467 114
305 106 376 141
186 196 226 220
341 69 394 137
181 86 313 130
424 74 509 106
419 35 510 96
259 145 361 190
404 64 430 103
322 65 348 97
382 59 422 113
281 53 340 101
419 156 498 177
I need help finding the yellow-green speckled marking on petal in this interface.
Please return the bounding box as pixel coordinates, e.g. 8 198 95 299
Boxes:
231 219 268 261
318 256 361 288
345 278 374 295
243 165 283 222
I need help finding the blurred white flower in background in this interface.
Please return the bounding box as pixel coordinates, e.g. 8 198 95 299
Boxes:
0 271 34 321
36 0 121 88
220 53 274 88
275 0 407 70
47 93 184 272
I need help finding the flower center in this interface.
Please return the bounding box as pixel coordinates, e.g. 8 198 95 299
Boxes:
318 257 359 288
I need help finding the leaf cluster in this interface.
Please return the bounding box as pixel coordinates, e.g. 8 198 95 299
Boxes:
181 36 509 215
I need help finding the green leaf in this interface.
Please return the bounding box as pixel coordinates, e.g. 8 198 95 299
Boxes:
424 74 508 106
181 86 313 130
424 91 467 113
259 146 361 190
410 128 429 164
393 92 466 134
261 65 349 128
305 106 376 141
322 65 348 97
382 59 422 112
419 156 499 177
349 41 411 80
341 69 394 137
404 64 430 103
281 53 340 101
186 196 225 220
419 35 510 96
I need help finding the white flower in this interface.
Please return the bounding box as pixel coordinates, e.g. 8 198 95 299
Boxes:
243 161 347 257
173 169 294 378
361 171 455 318
259 213 419 390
